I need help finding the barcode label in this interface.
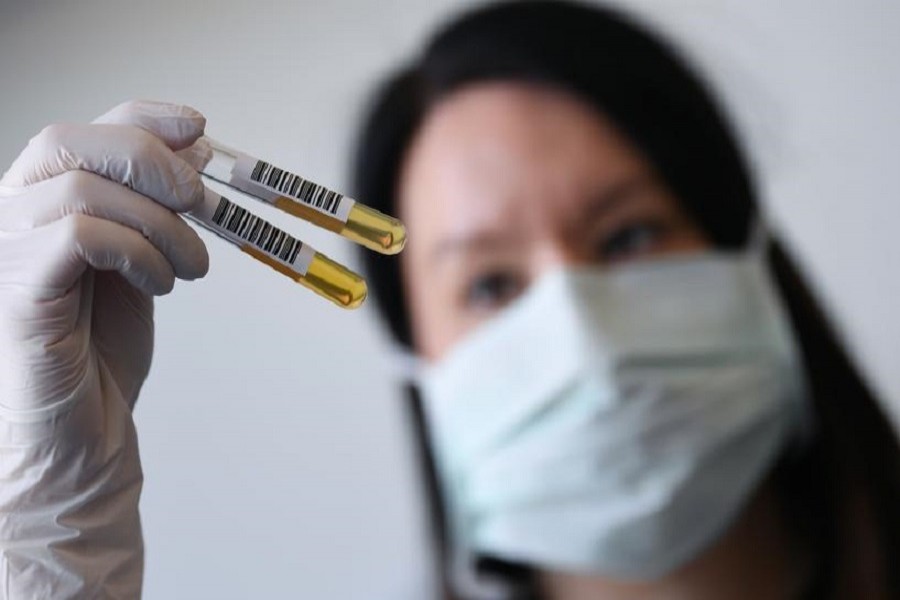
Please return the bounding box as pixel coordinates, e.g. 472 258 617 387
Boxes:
251 161 343 214
229 153 355 223
187 189 315 275
211 196 304 262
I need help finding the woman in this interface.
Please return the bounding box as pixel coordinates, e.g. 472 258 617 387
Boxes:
351 2 900 598
0 2 897 599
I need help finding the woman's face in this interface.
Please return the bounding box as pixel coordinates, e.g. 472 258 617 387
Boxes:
399 83 709 360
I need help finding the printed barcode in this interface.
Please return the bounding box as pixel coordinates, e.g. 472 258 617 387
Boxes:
250 161 343 216
211 197 303 265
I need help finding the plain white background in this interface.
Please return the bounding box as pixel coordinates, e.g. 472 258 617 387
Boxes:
1 1 898 598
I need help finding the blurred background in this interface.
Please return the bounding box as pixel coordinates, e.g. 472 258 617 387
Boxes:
1 1 898 598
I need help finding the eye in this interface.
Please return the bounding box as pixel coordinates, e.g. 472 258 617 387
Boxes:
597 220 668 263
463 271 524 310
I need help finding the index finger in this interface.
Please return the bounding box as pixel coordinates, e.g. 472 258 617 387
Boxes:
0 123 203 212
92 99 207 151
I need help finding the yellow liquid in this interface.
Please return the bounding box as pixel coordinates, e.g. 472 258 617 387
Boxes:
273 198 407 255
243 246 368 309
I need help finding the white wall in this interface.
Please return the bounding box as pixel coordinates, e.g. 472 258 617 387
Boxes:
1 1 898 598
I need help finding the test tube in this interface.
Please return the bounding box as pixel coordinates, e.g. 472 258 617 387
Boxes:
198 137 406 255
186 188 367 309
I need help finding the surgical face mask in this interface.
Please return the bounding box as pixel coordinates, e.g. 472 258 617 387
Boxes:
416 252 809 584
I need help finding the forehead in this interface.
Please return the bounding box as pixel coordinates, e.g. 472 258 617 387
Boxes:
398 83 651 241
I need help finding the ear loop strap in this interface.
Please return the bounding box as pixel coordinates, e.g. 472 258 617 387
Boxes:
745 210 817 452
745 210 770 256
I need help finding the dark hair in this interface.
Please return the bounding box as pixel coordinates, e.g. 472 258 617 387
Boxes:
351 2 900 598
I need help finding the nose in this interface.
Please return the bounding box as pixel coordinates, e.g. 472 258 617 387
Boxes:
532 237 585 278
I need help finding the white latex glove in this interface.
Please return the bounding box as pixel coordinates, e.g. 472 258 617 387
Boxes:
0 100 209 599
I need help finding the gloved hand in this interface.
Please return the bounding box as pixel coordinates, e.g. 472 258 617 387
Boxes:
0 100 209 599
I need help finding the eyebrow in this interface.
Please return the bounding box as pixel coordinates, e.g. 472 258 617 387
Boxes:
429 174 657 264
578 174 657 223
431 230 524 264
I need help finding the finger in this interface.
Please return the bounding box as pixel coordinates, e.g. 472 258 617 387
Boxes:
175 137 213 172
92 99 206 151
0 123 203 212
0 171 209 280
17 214 177 299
